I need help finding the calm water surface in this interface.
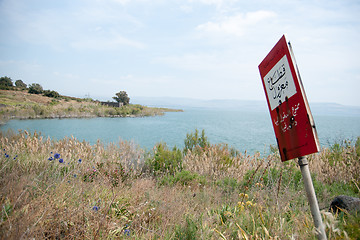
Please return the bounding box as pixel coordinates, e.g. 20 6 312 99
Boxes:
1 108 360 154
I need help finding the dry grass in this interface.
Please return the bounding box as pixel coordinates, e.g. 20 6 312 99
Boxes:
0 131 359 239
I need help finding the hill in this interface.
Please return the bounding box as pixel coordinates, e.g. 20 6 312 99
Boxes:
132 96 360 116
0 90 181 124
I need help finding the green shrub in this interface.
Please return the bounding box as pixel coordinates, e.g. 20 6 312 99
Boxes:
0 76 13 89
146 142 182 176
43 90 60 98
28 83 43 94
184 129 210 154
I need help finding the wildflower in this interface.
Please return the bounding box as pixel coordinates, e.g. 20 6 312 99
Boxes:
239 193 249 199
78 159 82 163
5 154 9 158
54 153 60 159
124 224 130 236
73 174 77 178
59 158 64 163
246 201 253 207
48 157 54 161
92 206 99 211
237 202 245 212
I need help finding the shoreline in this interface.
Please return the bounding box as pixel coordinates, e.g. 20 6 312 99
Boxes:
0 89 183 124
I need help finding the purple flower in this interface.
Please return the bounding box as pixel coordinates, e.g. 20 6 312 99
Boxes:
124 229 130 236
92 206 99 211
59 158 64 163
78 159 82 163
54 153 60 159
5 154 9 158
48 157 54 161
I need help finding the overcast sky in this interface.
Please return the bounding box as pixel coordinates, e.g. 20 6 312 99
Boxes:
1 0 359 106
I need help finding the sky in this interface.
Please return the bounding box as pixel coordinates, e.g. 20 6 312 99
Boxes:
0 0 359 106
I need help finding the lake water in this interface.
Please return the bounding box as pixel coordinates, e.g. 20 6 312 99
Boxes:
1 107 360 154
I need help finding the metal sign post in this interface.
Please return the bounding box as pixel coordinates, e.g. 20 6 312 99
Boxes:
298 156 326 239
258 35 327 240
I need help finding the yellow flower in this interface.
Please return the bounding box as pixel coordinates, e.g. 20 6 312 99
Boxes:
246 201 253 207
239 193 249 199
237 203 245 212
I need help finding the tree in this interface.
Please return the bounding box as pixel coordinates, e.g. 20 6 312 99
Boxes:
0 76 13 89
113 91 130 105
15 79 27 89
43 90 60 98
28 83 43 94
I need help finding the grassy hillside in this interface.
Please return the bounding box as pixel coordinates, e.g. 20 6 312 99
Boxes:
0 90 182 123
0 130 359 239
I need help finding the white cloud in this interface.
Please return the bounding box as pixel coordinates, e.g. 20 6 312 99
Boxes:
197 10 277 37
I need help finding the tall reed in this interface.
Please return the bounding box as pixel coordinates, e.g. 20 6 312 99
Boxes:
0 131 359 239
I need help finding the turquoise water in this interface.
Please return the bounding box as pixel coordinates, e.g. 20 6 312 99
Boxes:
1 108 360 154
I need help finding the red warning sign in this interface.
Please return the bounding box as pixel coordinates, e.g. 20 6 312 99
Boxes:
258 35 320 161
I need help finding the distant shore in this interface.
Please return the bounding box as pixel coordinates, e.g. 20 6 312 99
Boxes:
0 90 182 124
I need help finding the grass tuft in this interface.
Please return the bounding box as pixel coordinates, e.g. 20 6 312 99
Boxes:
0 131 359 239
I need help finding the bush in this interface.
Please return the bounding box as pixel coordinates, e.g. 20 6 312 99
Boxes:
15 80 27 89
184 129 210 154
145 142 182 176
28 83 43 94
0 76 13 88
43 90 60 98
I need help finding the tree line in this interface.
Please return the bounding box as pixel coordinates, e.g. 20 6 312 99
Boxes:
1 75 130 105
0 76 60 98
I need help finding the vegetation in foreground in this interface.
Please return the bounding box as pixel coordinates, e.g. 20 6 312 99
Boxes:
0 129 359 239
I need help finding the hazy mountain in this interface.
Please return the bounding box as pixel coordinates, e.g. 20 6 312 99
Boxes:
131 96 360 116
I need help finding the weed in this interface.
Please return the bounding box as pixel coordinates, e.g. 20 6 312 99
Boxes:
0 130 359 239
145 142 182 176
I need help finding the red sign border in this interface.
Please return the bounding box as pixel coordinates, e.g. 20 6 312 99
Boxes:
258 35 320 161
